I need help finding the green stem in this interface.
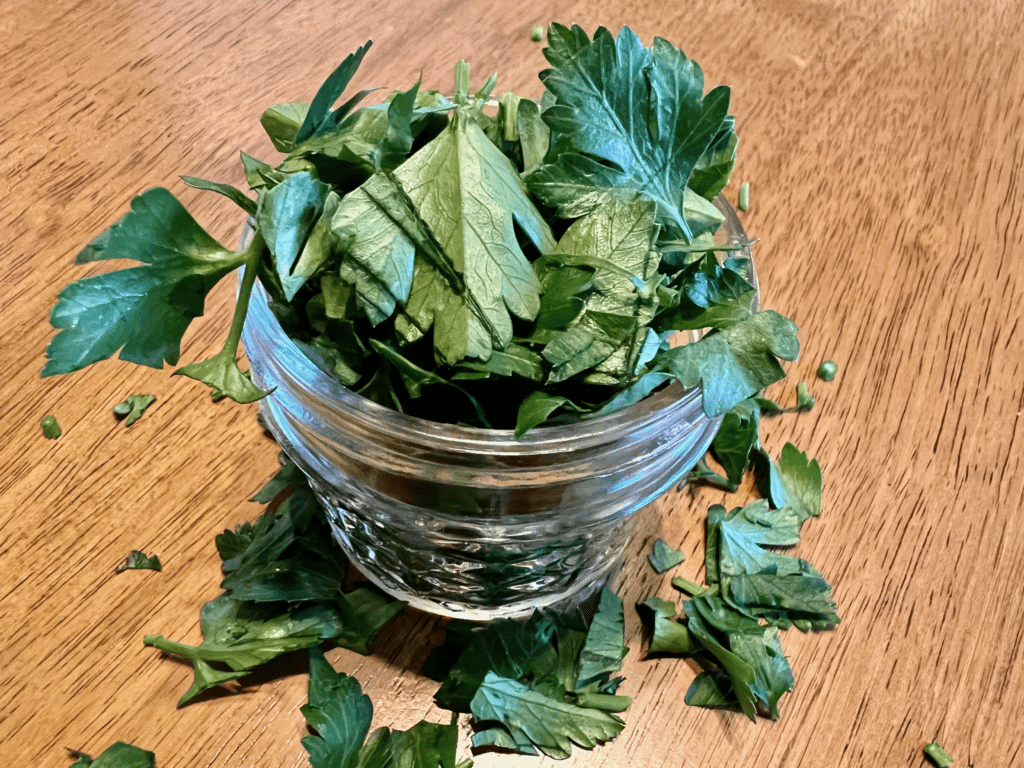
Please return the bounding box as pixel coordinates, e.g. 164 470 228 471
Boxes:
575 693 632 712
218 228 266 360
144 634 198 660
671 577 706 597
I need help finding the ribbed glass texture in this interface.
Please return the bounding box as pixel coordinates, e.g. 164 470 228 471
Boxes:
241 196 754 620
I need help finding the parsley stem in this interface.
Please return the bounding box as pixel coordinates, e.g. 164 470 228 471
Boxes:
218 229 266 361
576 692 632 712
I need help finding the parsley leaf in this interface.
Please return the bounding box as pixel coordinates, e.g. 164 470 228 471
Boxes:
576 588 628 691
654 310 800 416
766 442 823 522
67 742 155 768
648 538 685 574
112 394 156 426
534 26 731 241
43 188 246 375
302 646 462 768
115 550 161 573
470 672 624 760
639 597 699 654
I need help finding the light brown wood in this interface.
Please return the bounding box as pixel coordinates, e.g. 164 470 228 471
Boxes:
2 0 1022 766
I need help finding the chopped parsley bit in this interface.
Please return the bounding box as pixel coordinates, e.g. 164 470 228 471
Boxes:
67 741 155 767
531 25 544 41
738 181 750 211
648 538 686 573
817 359 838 381
115 550 162 573
41 414 61 439
924 741 953 766
795 381 815 410
112 394 156 426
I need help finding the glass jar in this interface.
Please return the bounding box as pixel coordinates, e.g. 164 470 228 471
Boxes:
241 196 754 620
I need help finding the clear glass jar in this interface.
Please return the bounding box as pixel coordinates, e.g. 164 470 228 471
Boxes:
241 196 754 620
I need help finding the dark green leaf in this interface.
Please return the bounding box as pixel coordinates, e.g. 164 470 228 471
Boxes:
66 742 156 768
688 116 737 200
249 457 305 503
684 669 738 711
43 188 244 375
112 394 156 426
41 414 61 439
115 550 161 573
534 28 731 241
514 391 577 438
576 587 628 690
654 310 800 416
180 175 257 216
144 595 341 706
388 720 459 768
294 42 374 144
725 573 840 630
470 672 624 759
173 353 271 404
639 597 699 654
301 646 374 768
712 500 804 580
766 443 822 522
682 604 758 721
648 538 685 574
586 372 674 419
710 398 761 484
259 171 332 301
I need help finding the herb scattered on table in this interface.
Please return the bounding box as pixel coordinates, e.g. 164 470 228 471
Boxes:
738 181 750 211
425 586 630 758
817 359 838 381
143 469 405 706
41 414 61 439
924 741 954 767
67 742 155 767
115 550 161 573
112 394 156 426
648 538 686 573
531 25 544 41
43 24 798 436
302 646 468 768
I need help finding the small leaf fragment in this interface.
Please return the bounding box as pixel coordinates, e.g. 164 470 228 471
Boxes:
817 359 838 381
112 394 156 426
66 741 155 768
648 538 685 574
766 443 823 522
116 550 162 573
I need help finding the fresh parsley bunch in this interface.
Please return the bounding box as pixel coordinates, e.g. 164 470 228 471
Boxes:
43 25 798 434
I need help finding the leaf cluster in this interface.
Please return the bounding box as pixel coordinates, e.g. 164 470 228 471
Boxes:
44 25 799 435
143 464 405 706
301 646 467 768
424 587 630 759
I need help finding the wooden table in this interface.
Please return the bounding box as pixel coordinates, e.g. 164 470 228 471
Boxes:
2 1 1022 765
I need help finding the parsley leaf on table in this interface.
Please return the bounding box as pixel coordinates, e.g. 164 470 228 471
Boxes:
67 742 156 768
470 673 624 760
766 442 823 522
302 646 463 768
115 550 161 573
112 394 156 426
648 538 686 574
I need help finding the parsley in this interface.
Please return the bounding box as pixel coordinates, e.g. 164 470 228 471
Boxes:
144 472 405 706
817 359 838 381
531 26 544 42
302 646 467 768
738 181 750 211
112 395 156 426
67 742 155 768
44 26 798 435
115 550 161 573
648 538 686 573
41 414 61 439
766 443 823 522
924 741 954 766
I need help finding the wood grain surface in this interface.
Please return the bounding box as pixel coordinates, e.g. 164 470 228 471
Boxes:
2 0 1022 766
